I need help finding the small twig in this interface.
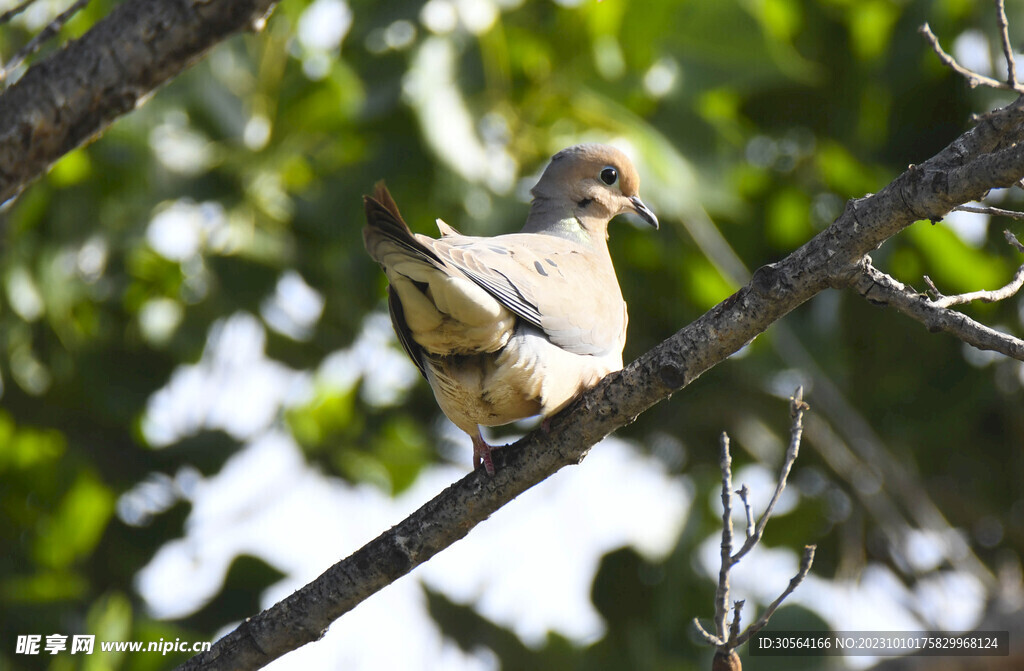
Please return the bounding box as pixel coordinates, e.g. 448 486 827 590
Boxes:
728 600 745 643
953 204 1024 220
1005 228 1024 252
0 0 91 82
694 619 721 646
996 0 1019 88
919 22 1024 92
694 389 816 667
0 0 38 26
734 546 817 647
737 485 755 539
715 432 735 642
926 232 1024 308
923 275 943 300
730 387 807 565
931 264 1024 308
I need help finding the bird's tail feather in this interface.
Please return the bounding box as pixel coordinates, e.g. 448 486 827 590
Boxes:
363 182 443 266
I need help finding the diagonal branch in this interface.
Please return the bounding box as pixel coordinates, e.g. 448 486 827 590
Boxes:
920 18 1024 93
179 97 1024 671
0 0 279 205
0 0 92 83
733 545 816 648
919 23 1021 92
0 0 39 26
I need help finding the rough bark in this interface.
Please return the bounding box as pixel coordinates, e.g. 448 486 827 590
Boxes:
0 0 278 204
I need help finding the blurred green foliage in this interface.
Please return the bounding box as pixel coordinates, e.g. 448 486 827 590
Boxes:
2 0 1023 669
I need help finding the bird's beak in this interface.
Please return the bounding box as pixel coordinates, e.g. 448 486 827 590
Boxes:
629 196 659 229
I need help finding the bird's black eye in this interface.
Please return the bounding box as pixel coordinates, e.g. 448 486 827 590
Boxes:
600 166 618 186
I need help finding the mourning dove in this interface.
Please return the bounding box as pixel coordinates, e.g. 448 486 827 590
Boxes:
363 144 658 475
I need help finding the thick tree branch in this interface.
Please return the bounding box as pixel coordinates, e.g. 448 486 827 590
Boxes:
0 0 278 205
179 98 1024 670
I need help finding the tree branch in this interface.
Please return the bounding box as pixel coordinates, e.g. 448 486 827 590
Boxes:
0 0 279 205
855 261 1024 360
928 265 1024 308
177 96 1024 670
0 0 39 26
0 0 92 83
920 19 1024 93
995 0 1019 89
952 204 1024 219
732 545 816 648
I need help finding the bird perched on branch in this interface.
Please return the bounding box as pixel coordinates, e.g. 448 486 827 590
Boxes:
363 144 658 475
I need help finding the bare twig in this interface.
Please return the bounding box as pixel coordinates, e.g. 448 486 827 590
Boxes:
733 546 817 647
0 0 91 82
694 619 720 646
855 261 1024 360
920 230 1024 308
953 204 1024 219
728 600 745 643
1005 228 1024 252
0 0 38 26
919 22 1024 92
730 387 807 564
715 432 735 642
737 485 755 539
693 389 816 667
931 265 1024 308
996 0 1019 88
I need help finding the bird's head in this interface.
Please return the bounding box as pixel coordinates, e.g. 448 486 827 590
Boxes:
528 144 658 239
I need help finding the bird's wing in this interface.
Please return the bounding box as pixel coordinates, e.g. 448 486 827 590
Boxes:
428 232 626 357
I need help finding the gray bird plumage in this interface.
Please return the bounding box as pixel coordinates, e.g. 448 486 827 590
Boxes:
363 144 657 474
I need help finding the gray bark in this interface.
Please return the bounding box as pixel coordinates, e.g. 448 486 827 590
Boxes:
0 0 278 204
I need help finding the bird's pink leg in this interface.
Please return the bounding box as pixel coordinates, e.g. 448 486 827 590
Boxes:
472 430 496 476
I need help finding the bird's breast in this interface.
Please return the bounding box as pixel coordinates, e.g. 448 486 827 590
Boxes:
423 324 623 433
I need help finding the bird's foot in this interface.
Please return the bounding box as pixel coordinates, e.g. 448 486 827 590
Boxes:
472 432 497 476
